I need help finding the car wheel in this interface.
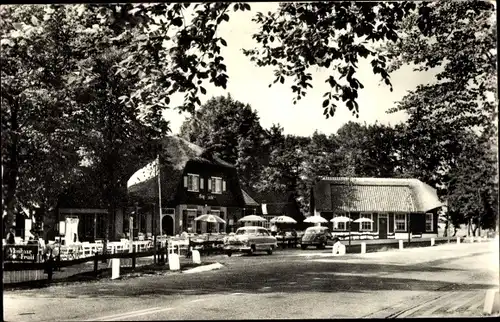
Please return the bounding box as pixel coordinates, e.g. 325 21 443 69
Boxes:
318 242 325 249
267 246 273 255
301 245 307 250
227 251 232 257
249 245 255 255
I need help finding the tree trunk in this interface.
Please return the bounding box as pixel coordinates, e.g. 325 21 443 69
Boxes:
2 97 19 238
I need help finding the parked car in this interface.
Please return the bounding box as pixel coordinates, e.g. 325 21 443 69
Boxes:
223 226 277 256
301 226 333 249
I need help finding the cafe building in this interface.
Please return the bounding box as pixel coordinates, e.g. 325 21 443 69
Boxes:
312 177 443 239
127 136 258 235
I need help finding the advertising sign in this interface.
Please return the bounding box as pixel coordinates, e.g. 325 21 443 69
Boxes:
3 245 39 262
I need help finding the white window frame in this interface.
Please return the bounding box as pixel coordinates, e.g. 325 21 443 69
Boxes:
333 214 347 230
425 213 433 232
359 213 373 231
262 216 274 229
211 177 223 194
187 173 199 192
394 213 407 232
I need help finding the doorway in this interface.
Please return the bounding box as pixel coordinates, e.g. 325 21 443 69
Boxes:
162 215 174 236
379 217 388 239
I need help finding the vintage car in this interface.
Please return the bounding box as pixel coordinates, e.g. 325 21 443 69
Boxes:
223 226 277 256
301 226 333 249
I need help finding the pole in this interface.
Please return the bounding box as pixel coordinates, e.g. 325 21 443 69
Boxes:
348 212 351 247
129 215 133 253
477 190 481 237
407 212 411 245
152 203 156 264
447 207 450 243
157 154 162 237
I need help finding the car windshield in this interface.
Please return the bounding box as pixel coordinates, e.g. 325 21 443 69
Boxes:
236 228 256 235
305 227 325 234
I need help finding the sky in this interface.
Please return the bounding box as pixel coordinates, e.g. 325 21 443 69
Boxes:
162 2 438 137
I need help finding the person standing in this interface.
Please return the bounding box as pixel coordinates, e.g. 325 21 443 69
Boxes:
6 227 16 244
270 224 278 237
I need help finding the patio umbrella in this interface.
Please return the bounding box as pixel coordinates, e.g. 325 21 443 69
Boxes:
304 216 328 224
354 218 374 223
194 214 226 235
330 216 353 223
270 216 297 224
194 214 226 224
238 215 267 223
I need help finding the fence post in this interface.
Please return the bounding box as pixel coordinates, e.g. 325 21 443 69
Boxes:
94 252 99 277
132 248 136 270
399 240 404 250
46 257 54 281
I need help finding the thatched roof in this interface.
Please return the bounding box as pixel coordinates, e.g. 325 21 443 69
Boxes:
315 177 443 213
127 136 245 207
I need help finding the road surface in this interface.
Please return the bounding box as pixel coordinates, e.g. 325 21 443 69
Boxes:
4 240 499 320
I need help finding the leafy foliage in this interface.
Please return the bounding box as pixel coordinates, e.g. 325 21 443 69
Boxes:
242 2 423 118
382 0 497 230
446 132 498 233
1 5 83 234
179 95 266 192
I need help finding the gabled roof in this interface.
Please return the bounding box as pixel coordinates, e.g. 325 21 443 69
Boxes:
241 189 259 207
315 177 443 213
127 136 243 205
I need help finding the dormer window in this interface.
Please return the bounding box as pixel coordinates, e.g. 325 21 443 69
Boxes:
210 177 223 194
185 173 199 192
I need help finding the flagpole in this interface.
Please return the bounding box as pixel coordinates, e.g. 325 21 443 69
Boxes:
157 154 162 237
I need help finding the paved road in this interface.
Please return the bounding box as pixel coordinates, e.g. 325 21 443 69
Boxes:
4 241 499 320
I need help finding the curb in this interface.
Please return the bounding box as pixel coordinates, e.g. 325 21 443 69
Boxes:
182 262 224 274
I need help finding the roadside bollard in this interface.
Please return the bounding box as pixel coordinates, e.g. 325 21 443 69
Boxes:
168 253 180 271
399 240 404 250
338 244 346 255
361 242 366 254
483 288 500 315
469 236 474 243
457 236 461 244
192 250 201 264
431 237 435 246
111 258 120 279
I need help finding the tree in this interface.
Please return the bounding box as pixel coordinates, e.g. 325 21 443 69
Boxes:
381 1 497 233
1 5 168 246
382 0 497 226
179 95 266 192
446 131 498 235
296 131 342 215
87 2 439 119
1 5 83 236
334 122 400 178
243 2 429 118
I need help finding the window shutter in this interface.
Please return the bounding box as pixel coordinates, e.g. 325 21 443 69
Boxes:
200 178 204 189
222 180 226 192
183 176 188 188
208 177 212 191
